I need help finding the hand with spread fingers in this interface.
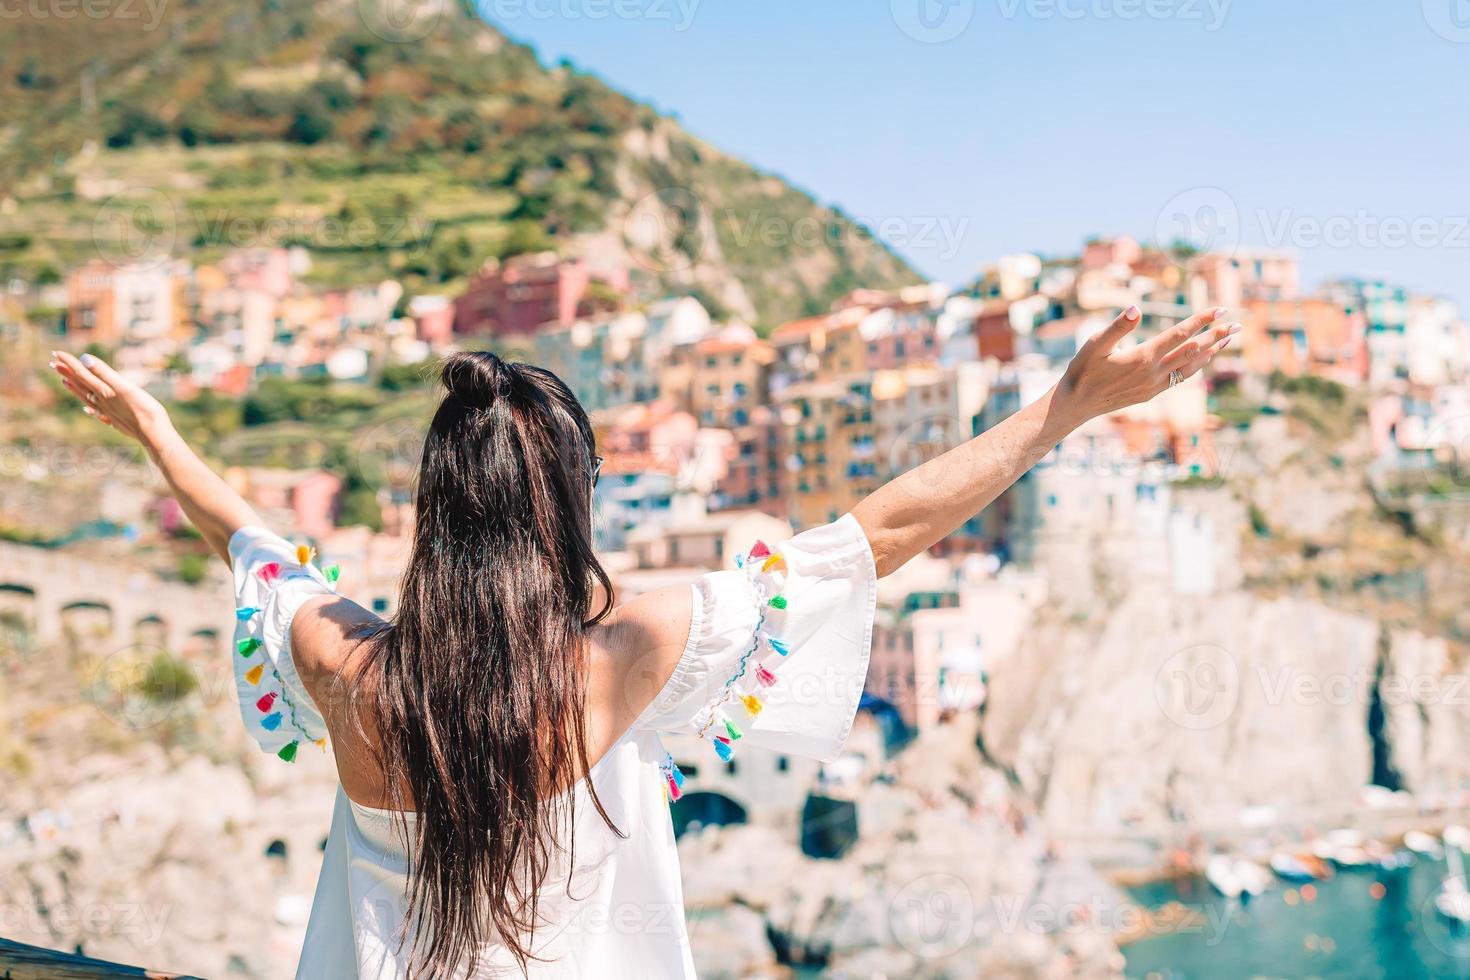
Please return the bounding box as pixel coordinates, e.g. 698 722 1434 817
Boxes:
1058 305 1241 422
49 350 172 444
46 350 258 561
850 303 1241 576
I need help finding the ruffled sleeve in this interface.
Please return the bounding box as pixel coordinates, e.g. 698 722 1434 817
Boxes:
229 526 335 762
635 513 877 765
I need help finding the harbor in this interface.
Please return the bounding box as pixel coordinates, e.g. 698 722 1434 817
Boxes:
1123 826 1470 978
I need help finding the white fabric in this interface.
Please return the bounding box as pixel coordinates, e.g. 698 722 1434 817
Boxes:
226 514 877 978
230 529 332 756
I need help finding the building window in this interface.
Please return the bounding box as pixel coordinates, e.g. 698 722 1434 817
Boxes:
776 756 789 773
372 597 389 614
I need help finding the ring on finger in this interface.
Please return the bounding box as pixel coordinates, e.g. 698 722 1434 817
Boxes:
1168 370 1183 389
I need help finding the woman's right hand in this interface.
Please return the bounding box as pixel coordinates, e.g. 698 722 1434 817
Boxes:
1056 305 1240 424
49 351 173 446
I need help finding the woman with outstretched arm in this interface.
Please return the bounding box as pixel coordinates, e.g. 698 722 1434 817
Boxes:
48 303 1234 979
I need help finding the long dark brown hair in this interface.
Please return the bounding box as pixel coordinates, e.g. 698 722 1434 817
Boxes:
361 351 616 976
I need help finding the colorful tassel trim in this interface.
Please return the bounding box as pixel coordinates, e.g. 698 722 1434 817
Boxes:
278 741 298 763
256 692 277 712
761 554 786 573
748 541 771 561
768 595 788 610
244 664 264 686
735 553 745 569
724 718 743 741
755 663 778 687
235 606 260 621
767 636 790 657
713 737 734 761
739 692 764 718
314 738 328 750
296 544 315 566
257 562 281 584
261 712 283 731
237 637 262 657
325 564 341 585
660 755 686 802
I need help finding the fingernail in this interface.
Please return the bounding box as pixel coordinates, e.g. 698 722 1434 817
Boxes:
1214 308 1229 319
1125 306 1140 321
1228 323 1242 335
80 353 97 367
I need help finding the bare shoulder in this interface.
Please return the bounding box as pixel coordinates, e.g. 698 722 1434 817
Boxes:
290 594 382 688
290 594 392 806
587 583 696 730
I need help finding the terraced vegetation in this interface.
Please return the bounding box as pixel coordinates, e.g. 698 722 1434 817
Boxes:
1 0 919 327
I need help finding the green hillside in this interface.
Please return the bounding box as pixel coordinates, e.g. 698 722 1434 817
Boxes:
0 0 921 327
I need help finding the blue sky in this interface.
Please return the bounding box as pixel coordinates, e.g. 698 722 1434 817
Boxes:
478 0 1470 307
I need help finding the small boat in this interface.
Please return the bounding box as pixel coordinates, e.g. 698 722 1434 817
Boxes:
1330 845 1376 870
1405 830 1444 859
1207 856 1272 898
1380 849 1417 871
1206 856 1244 898
1436 887 1470 924
1238 859 1273 896
1271 853 1329 882
1436 840 1470 926
1271 854 1316 882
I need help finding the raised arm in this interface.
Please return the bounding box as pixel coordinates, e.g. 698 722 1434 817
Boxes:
49 351 259 564
851 306 1238 577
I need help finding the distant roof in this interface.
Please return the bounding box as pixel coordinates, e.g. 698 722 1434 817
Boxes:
600 450 679 477
772 315 835 340
623 508 776 543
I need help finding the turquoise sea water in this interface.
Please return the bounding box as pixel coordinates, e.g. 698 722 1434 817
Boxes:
1125 858 1470 979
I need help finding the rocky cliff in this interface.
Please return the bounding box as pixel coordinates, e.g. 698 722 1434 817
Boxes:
679 715 1130 979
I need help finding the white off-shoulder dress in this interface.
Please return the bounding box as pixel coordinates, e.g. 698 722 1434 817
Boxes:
228 515 877 978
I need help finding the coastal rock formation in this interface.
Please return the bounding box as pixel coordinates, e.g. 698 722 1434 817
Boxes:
1378 628 1470 800
982 587 1470 838
981 591 1385 834
680 716 1129 979
0 649 338 978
